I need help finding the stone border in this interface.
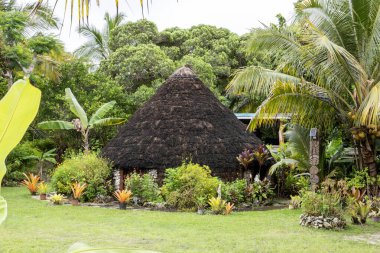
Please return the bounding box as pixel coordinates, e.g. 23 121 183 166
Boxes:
300 214 346 229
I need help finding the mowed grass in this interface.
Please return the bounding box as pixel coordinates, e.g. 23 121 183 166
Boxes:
0 187 379 253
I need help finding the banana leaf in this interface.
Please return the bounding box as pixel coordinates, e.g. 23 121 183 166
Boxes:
0 79 41 225
89 101 116 125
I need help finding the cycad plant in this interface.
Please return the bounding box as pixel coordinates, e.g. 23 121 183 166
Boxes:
38 88 125 153
227 0 380 190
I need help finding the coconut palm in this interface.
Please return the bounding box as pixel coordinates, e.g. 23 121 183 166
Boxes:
227 0 380 185
38 88 126 153
74 12 125 61
31 0 146 25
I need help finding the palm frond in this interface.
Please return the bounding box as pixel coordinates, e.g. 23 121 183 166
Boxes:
303 21 367 92
268 158 299 175
356 81 380 127
227 66 301 97
284 125 310 169
249 81 337 131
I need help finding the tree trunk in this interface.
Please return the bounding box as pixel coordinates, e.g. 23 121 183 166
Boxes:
22 55 37 78
359 138 378 196
82 129 90 154
5 70 13 89
278 121 285 145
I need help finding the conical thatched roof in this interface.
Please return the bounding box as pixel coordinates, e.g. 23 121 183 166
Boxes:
102 66 264 178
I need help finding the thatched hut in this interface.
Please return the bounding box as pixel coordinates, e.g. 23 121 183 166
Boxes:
102 66 266 187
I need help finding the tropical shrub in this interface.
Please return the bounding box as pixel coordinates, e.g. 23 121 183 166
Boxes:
321 178 349 200
301 191 344 218
51 153 113 202
208 197 226 215
347 169 372 190
21 173 40 195
285 175 310 195
347 187 371 224
50 194 64 205
3 142 40 186
124 172 161 204
37 182 48 194
289 195 301 209
222 179 247 205
71 182 87 200
161 162 220 210
195 196 207 210
246 179 274 204
348 199 371 224
224 202 234 215
113 190 132 204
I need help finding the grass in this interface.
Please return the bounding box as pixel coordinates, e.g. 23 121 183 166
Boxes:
0 187 379 253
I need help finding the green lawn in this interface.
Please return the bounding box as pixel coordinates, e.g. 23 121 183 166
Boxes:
0 187 379 253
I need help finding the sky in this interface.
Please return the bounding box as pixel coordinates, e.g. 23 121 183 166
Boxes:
22 0 297 52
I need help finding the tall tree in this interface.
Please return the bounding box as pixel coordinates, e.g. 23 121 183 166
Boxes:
0 1 63 87
227 0 380 190
75 12 125 61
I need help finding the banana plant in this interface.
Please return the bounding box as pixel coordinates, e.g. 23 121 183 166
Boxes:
0 78 41 225
38 88 126 153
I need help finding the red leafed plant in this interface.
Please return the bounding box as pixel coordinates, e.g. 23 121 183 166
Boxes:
71 182 87 200
22 173 40 195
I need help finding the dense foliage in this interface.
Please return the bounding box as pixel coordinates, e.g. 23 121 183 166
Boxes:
228 0 380 193
124 171 161 204
51 153 113 201
3 142 40 186
161 162 220 210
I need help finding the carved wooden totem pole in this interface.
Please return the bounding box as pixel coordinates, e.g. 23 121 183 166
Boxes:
309 128 320 191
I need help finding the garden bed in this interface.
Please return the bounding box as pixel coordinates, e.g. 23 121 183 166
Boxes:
31 194 288 212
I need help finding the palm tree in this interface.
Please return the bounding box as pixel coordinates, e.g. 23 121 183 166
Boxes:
74 12 125 61
23 149 57 180
227 0 380 188
269 125 311 176
38 88 126 153
31 0 146 26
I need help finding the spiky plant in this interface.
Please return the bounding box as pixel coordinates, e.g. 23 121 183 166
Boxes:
70 182 87 200
113 190 132 204
22 173 40 195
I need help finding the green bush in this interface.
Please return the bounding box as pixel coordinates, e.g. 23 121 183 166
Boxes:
247 179 274 204
347 168 372 190
124 172 161 204
285 175 310 195
301 191 344 218
222 179 247 204
3 142 40 186
51 153 113 202
161 162 220 210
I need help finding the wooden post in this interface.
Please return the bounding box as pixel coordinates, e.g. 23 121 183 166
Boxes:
309 128 320 191
119 169 124 190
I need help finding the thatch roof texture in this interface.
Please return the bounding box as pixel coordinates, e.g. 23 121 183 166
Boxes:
102 66 263 178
